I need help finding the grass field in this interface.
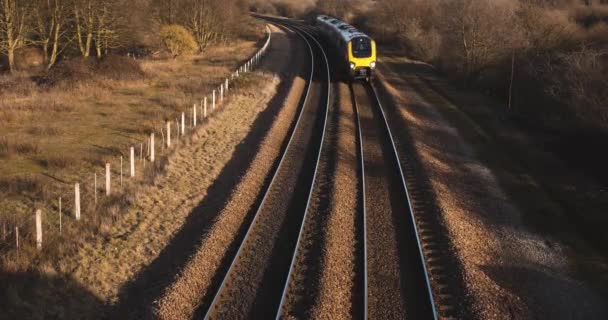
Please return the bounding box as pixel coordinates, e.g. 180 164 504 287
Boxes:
0 21 266 268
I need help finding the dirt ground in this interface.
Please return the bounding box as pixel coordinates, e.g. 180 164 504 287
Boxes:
377 56 608 319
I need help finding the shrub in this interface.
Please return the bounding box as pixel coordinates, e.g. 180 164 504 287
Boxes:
96 54 145 81
44 55 144 86
159 25 198 58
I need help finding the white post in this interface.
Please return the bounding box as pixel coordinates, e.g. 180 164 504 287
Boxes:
130 146 135 177
105 163 111 196
220 84 224 103
120 156 123 186
225 78 229 92
204 97 207 118
74 183 81 220
59 197 62 234
15 226 19 249
166 121 171 147
212 90 216 110
150 133 155 162
181 112 185 136
236 69 239 77
193 104 197 127
35 209 42 250
94 173 97 205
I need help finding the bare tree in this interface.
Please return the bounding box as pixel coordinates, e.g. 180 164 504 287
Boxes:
0 0 29 72
34 0 69 69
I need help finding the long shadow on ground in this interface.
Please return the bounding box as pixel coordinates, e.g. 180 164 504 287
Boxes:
107 30 306 319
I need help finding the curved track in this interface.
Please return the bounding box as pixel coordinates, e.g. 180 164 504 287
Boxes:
354 81 437 319
203 22 331 319
272 19 437 320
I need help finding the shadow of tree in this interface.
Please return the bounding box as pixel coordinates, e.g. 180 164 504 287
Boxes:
0 271 105 320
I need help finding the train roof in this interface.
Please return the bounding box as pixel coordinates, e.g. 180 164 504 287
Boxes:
317 15 370 42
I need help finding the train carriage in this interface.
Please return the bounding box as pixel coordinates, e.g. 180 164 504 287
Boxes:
316 15 377 81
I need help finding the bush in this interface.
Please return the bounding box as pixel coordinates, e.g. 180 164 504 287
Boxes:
160 25 198 58
96 55 145 81
43 55 144 86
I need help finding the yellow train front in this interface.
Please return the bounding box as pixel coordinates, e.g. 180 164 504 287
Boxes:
316 15 377 81
347 36 377 80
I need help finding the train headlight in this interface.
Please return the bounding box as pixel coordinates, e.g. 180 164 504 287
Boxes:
350 62 356 70
370 61 376 69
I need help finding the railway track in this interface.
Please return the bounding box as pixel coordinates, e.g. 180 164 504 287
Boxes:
353 81 437 319
273 19 437 320
202 22 331 319
200 17 437 319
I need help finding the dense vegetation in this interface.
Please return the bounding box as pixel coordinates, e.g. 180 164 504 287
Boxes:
254 0 608 129
0 0 249 72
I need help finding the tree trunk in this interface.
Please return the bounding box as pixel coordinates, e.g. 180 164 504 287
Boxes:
7 49 15 73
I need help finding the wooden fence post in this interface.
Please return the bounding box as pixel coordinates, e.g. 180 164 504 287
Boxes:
204 97 208 118
59 197 62 234
193 104 197 127
74 183 81 220
166 121 171 147
35 209 42 250
140 143 143 161
105 163 111 196
15 226 19 250
94 172 98 205
2 220 6 241
120 156 123 186
150 133 155 162
213 90 216 110
130 146 135 177
181 112 185 136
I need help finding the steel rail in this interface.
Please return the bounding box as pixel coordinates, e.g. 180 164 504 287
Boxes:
273 22 332 320
203 22 316 320
368 82 438 320
350 84 369 320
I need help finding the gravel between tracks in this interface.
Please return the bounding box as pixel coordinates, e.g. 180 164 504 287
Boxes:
280 81 360 319
154 26 309 320
356 84 407 319
311 82 360 319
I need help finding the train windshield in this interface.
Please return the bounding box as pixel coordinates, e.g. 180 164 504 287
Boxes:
351 37 372 58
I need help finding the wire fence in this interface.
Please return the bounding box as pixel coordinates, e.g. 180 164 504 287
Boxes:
0 25 272 257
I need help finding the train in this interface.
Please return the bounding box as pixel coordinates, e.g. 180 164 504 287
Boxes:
316 15 377 81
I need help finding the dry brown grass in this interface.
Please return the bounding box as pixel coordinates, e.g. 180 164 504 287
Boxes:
0 24 266 273
65 72 280 317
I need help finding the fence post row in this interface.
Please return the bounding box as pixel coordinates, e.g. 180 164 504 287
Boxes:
8 25 274 252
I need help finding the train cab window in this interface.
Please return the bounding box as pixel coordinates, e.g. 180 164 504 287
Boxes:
351 37 372 58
